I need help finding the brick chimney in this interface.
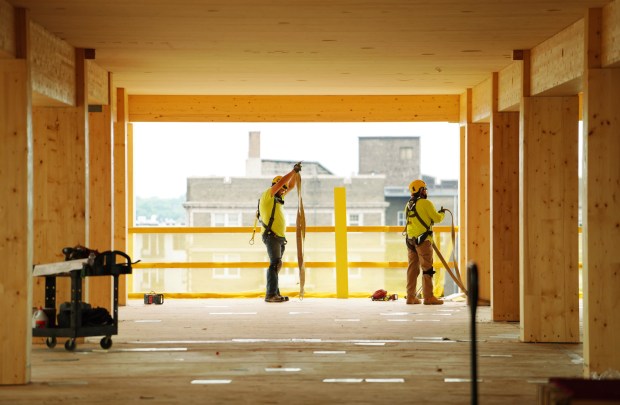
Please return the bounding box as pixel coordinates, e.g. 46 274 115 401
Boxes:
246 131 262 176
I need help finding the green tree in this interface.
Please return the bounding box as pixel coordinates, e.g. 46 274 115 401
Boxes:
135 195 186 225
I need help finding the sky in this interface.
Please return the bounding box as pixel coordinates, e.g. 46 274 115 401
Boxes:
133 122 461 198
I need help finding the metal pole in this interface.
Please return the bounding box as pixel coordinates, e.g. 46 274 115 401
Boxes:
468 262 479 405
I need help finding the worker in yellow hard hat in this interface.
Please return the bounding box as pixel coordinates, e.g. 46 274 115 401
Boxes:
258 162 302 302
404 179 445 305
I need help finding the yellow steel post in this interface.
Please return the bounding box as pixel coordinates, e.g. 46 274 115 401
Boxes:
334 187 349 298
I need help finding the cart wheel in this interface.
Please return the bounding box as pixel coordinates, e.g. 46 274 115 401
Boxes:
100 336 113 350
64 339 76 351
45 337 57 349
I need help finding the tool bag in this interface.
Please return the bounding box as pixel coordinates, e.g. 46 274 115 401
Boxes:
144 292 164 305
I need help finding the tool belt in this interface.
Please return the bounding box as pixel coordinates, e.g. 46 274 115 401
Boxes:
405 230 432 250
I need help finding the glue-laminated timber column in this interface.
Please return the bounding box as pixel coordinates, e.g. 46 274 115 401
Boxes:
490 72 520 321
491 112 520 320
582 67 620 375
519 96 579 343
88 101 113 309
114 87 128 305
581 6 620 375
458 90 471 289
0 8 33 385
465 123 491 304
32 55 86 313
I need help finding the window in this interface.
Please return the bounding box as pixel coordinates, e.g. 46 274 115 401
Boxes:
212 212 241 226
348 213 362 226
397 211 406 226
400 147 413 160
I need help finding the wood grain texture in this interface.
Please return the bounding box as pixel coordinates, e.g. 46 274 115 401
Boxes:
0 59 32 385
491 111 520 321
519 96 579 343
128 95 460 123
466 123 491 303
582 68 620 375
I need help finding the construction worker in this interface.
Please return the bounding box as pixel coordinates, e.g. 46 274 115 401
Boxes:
404 179 445 305
259 162 302 302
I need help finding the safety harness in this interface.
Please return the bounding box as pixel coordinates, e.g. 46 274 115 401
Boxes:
249 172 306 300
249 194 280 245
403 199 468 294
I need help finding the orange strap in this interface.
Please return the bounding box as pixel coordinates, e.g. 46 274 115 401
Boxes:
295 172 306 299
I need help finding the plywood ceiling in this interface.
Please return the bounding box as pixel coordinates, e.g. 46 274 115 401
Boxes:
9 0 612 96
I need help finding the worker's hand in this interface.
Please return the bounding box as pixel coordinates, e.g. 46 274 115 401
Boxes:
293 162 302 172
438 206 445 214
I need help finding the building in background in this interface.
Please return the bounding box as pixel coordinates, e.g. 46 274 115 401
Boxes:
134 131 458 295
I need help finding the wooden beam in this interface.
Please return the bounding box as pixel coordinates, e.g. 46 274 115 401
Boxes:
87 60 109 105
498 62 522 112
601 0 620 67
127 95 460 123
530 20 584 96
472 76 492 123
519 96 579 343
30 22 75 107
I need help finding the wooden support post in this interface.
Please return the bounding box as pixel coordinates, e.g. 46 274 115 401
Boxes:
334 187 349 298
0 9 33 385
466 123 491 304
582 6 620 375
114 87 128 304
459 90 471 288
490 70 520 321
582 67 620 375
519 96 579 343
88 101 113 309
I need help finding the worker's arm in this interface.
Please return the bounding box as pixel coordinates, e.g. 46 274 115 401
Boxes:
270 162 302 196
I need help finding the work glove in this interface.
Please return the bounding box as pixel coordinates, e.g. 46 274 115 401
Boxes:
438 206 445 214
293 162 302 172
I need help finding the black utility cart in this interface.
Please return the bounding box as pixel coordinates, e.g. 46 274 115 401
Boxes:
32 250 133 351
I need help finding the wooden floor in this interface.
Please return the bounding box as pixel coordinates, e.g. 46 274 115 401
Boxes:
1 299 583 404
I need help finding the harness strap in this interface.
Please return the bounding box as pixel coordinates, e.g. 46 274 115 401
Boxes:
249 195 278 245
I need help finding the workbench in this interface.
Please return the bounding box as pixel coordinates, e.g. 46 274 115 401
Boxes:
32 250 133 351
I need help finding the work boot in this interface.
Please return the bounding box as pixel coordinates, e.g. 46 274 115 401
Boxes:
422 274 443 305
406 296 421 305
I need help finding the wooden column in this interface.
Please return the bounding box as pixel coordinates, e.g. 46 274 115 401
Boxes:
458 90 471 289
583 68 620 375
32 48 87 318
519 96 579 343
466 123 491 304
0 9 33 385
490 70 520 321
88 101 113 309
582 6 620 376
114 87 128 304
490 112 520 320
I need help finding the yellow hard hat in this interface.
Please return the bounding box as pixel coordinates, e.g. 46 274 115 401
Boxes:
272 176 288 189
408 179 426 194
